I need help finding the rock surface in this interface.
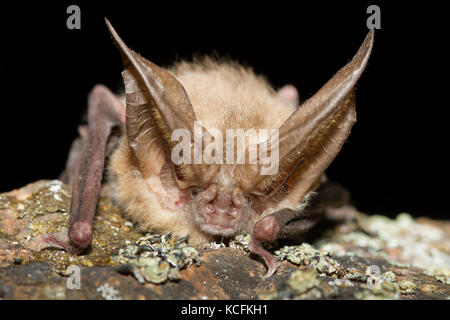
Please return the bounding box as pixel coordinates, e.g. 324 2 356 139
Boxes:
0 180 449 300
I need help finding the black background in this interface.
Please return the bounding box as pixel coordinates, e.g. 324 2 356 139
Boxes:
0 1 447 219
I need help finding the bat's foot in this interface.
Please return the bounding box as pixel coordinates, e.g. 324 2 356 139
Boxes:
250 214 281 278
262 256 280 279
249 237 280 278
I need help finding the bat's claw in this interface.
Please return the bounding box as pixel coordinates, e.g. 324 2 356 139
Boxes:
250 214 281 278
249 238 280 278
262 259 280 279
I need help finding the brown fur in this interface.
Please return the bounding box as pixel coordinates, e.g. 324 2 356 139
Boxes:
108 58 303 245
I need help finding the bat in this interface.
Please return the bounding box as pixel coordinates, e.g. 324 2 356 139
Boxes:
59 19 374 277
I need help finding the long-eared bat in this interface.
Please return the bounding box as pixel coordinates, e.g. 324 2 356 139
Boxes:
59 19 374 277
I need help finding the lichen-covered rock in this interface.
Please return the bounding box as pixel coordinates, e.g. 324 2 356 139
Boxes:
0 180 143 273
112 233 200 284
0 180 449 300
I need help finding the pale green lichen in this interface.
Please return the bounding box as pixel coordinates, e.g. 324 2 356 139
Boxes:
355 286 400 300
399 280 416 293
96 283 122 300
345 268 367 282
260 269 322 300
286 270 321 299
362 213 449 270
381 271 397 283
316 212 450 274
423 268 450 285
275 243 345 277
204 232 251 251
112 233 200 284
229 233 251 251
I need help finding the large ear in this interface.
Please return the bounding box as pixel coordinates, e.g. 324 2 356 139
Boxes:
236 30 374 195
105 19 218 185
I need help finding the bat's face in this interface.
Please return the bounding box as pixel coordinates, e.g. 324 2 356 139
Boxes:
186 170 254 236
177 163 285 237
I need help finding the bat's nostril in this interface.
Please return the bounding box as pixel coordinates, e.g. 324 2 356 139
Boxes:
205 204 216 214
232 187 245 208
228 208 239 218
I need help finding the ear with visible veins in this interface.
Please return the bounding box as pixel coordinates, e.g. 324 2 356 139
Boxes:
249 30 375 277
105 19 218 186
238 30 374 198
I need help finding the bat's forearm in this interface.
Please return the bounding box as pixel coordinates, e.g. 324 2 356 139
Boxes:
67 85 124 252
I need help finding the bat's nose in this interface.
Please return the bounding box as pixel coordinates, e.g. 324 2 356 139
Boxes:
205 203 239 219
205 188 239 220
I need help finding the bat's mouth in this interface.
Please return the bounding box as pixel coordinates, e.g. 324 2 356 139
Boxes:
195 207 246 237
200 222 236 236
191 184 252 237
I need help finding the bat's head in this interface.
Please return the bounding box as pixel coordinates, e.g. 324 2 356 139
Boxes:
105 19 374 238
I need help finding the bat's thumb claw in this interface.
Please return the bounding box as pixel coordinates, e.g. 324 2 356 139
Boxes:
69 221 93 249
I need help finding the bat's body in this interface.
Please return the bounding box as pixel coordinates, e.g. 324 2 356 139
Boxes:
59 20 374 277
109 60 300 246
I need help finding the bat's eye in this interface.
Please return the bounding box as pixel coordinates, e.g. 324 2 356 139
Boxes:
242 192 253 206
191 188 199 198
